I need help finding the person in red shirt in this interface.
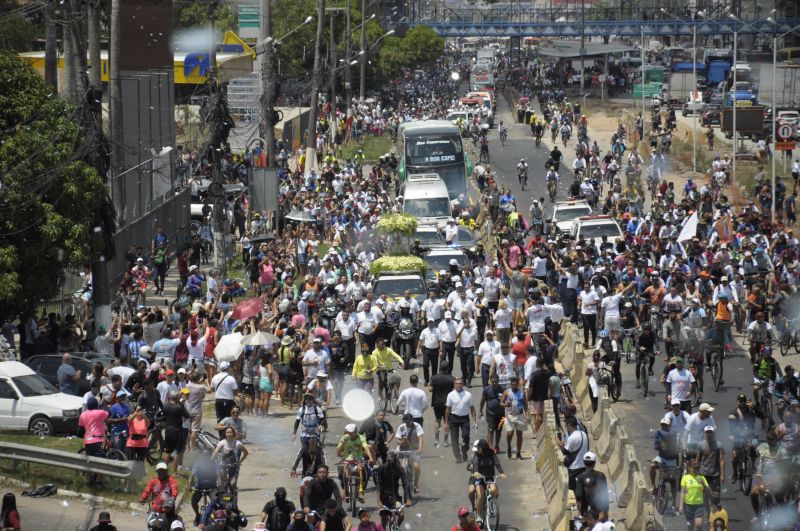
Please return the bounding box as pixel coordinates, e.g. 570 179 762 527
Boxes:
139 462 179 514
510 329 531 368
450 506 480 531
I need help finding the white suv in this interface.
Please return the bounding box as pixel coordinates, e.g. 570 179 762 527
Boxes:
570 215 623 243
0 361 83 436
550 200 592 234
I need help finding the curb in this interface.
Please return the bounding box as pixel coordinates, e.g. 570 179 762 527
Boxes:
0 475 185 513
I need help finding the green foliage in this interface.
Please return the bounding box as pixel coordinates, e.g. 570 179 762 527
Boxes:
376 214 418 235
377 25 444 79
0 51 105 318
0 13 39 51
369 255 427 276
177 2 238 33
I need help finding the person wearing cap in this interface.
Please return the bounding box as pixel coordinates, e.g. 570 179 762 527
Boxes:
336 423 373 501
451 505 480 531
574 451 609 519
259 487 296 531
156 368 179 404
293 393 326 446
649 415 679 507
303 337 331 384
139 462 179 516
747 311 775 365
693 425 725 503
107 389 131 450
88 510 117 531
728 393 764 483
210 360 238 427
684 404 717 453
665 357 696 414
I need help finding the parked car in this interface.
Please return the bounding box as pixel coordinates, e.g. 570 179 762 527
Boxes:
25 354 114 396
701 104 722 126
0 361 83 436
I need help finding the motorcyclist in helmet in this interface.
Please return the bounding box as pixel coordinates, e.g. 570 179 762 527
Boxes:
574 452 609 519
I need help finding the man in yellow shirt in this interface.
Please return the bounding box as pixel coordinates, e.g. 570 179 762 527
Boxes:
351 343 377 391
708 500 728 531
372 337 404 398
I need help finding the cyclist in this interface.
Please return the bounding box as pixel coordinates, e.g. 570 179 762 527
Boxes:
747 312 775 364
467 439 505 526
373 451 409 528
750 430 789 515
648 416 679 512
752 345 782 407
528 200 544 235
290 434 326 480
189 454 219 526
546 166 559 201
534 122 544 147
560 121 571 146
336 423 374 502
498 121 507 146
292 393 326 446
130 257 150 303
306 371 332 411
728 394 763 484
139 462 179 524
212 426 249 491
396 413 424 495
516 159 528 190
550 146 562 171
452 506 480 531
372 338 404 401
596 329 621 394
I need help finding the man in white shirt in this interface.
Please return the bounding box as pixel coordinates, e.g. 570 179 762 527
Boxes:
444 219 459 245
421 291 445 323
665 357 696 413
477 330 502 389
558 416 590 491
302 337 330 383
438 311 459 377
578 281 600 348
356 301 381 352
599 282 635 332
455 314 479 383
334 309 357 363
397 374 428 425
210 360 238 424
445 378 477 463
418 318 442 386
683 403 716 451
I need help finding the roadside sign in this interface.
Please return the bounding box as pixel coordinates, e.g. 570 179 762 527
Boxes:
632 82 662 98
776 141 796 151
778 123 795 141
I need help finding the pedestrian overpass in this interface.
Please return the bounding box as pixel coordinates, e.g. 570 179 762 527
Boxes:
410 5 800 38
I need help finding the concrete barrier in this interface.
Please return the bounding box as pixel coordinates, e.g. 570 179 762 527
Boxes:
596 409 620 463
559 322 577 371
606 424 630 481
534 421 572 531
615 444 642 508
623 472 659 531
591 398 610 441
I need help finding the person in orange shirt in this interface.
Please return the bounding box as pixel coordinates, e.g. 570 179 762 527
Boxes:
640 276 666 322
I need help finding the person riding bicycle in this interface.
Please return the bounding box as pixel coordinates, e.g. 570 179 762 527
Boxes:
140 462 179 522
467 439 505 526
728 394 763 484
498 121 507 143
560 122 572 144
372 338 404 399
374 451 409 528
200 494 247 529
529 200 544 234
747 312 775 364
517 159 528 186
293 393 326 446
752 345 782 406
648 416 679 512
546 166 560 195
750 430 790 515
189 453 219 526
550 146 562 169
575 452 609 520
336 423 374 501
596 329 621 391
131 257 150 292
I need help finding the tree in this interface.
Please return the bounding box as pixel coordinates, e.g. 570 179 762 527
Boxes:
0 13 41 52
377 25 444 79
0 51 106 319
176 2 238 33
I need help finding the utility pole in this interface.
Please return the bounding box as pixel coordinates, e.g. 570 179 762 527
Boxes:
208 1 227 276
579 0 585 96
44 0 58 91
345 0 352 118
329 6 336 147
87 0 101 89
109 0 124 224
305 0 326 173
359 0 366 101
62 9 74 101
260 0 277 167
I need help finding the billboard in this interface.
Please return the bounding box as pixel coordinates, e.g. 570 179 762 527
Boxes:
720 106 765 133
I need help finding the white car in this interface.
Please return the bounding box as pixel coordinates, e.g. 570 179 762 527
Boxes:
777 111 800 138
570 215 624 243
0 361 83 436
550 200 592 234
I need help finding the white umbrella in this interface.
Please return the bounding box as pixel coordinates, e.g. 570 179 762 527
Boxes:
240 331 279 346
214 332 245 362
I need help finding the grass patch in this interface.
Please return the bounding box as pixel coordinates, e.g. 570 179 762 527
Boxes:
0 432 188 503
340 135 394 163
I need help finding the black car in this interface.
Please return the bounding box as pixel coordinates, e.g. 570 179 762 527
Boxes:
701 104 722 127
25 354 114 396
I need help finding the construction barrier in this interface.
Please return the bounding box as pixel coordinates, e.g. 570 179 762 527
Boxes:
595 408 620 463
558 321 577 371
534 421 571 531
590 398 610 442
623 472 659 531
606 424 630 482
615 444 641 508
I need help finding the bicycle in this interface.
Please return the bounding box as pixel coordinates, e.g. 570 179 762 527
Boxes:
396 450 417 500
735 438 757 494
195 429 220 453
598 365 621 402
635 348 651 397
499 128 507 146
517 169 528 190
621 328 636 364
652 464 677 515
547 180 557 202
472 473 500 531
378 369 401 414
146 413 165 465
340 459 366 516
709 346 723 392
380 504 403 531
559 371 574 402
77 436 127 462
778 317 800 355
752 380 774 431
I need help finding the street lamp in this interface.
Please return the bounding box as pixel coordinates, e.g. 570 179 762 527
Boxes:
661 7 701 174
257 15 314 53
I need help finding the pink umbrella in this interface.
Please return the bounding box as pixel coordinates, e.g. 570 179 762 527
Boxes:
231 297 263 320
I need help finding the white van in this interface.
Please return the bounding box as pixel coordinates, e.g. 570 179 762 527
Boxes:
401 173 452 229
0 361 84 436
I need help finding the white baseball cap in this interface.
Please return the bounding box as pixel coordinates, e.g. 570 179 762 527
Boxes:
220 361 231 370
155 462 168 471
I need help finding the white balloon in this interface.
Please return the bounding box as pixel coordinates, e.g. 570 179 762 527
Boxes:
341 389 375 421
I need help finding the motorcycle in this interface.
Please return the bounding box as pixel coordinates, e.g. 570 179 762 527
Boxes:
392 317 417 369
319 295 340 332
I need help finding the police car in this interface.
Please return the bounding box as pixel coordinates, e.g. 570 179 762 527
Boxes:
570 215 624 243
549 200 593 234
